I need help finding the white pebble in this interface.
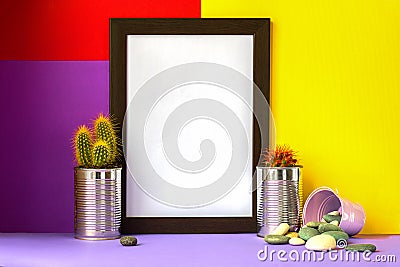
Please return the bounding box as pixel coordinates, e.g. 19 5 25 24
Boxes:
330 220 339 226
305 235 336 251
328 210 340 216
270 223 290 235
289 237 305 246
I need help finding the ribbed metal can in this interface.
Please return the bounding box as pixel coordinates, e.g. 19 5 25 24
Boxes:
74 167 122 240
257 166 303 237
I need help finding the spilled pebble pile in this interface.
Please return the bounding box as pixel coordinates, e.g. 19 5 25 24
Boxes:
264 210 376 252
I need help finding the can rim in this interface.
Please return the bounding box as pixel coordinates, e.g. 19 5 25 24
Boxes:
74 167 122 171
256 165 303 169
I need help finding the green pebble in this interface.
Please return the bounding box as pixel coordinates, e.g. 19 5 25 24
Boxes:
264 235 290 244
298 227 320 241
345 244 376 252
318 223 343 233
321 231 349 241
323 214 342 223
120 236 138 246
306 221 327 228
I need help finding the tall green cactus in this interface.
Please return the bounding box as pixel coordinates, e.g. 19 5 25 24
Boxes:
74 125 93 167
92 140 110 168
94 113 118 164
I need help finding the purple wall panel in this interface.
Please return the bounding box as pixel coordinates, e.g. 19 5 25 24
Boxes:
0 61 109 232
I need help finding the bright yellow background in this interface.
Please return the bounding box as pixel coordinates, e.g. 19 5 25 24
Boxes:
202 0 400 234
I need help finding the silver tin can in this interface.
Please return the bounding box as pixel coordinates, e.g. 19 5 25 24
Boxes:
74 167 121 240
257 166 303 237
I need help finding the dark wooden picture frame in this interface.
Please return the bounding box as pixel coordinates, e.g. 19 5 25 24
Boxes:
110 18 270 234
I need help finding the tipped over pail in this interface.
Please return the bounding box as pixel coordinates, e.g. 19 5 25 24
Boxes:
303 187 365 236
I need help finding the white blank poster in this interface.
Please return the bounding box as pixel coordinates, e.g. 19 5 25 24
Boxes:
126 35 253 217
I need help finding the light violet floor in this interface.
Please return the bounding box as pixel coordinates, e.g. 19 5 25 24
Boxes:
0 234 398 267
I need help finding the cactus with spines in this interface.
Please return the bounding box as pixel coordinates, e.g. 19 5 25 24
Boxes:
73 113 120 168
92 140 110 168
94 113 118 164
74 125 93 167
262 145 298 167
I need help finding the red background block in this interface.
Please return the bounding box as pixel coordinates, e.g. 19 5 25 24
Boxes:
0 0 200 60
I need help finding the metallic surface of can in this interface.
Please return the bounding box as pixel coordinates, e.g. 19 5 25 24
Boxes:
257 166 303 237
74 167 121 240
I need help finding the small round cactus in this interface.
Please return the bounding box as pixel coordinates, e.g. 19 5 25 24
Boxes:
262 145 298 167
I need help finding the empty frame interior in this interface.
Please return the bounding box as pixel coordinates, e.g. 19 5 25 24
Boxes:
126 35 253 217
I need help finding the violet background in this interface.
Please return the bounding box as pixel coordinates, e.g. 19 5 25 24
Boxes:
0 61 109 232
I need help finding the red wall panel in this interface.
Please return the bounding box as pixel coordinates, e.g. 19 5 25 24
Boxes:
0 0 200 60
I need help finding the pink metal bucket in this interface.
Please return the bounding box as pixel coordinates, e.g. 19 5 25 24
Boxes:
303 187 366 236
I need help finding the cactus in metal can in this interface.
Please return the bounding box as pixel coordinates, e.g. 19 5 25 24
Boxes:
72 113 120 168
93 113 118 164
262 145 298 167
74 125 93 167
92 140 110 168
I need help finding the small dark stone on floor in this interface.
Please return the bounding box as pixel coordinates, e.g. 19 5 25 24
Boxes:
120 236 138 246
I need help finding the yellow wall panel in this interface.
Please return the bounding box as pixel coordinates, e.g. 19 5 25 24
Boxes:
202 0 400 234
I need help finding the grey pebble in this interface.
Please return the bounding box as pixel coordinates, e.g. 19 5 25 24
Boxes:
323 214 342 223
345 244 377 252
318 223 343 233
306 221 326 228
299 227 320 241
264 235 290 244
120 236 138 246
